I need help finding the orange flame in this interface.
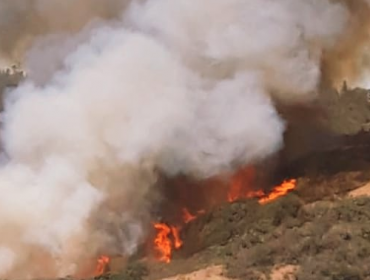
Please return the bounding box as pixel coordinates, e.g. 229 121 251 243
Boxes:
227 165 296 204
171 226 183 249
153 223 184 263
153 223 172 263
228 166 258 202
153 175 296 264
259 179 297 205
94 255 110 276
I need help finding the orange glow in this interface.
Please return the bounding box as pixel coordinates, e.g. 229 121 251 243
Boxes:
228 166 257 202
227 165 296 204
259 179 297 205
153 223 172 263
182 208 196 223
94 255 110 276
152 171 296 264
197 209 206 215
171 226 183 249
153 223 184 263
246 189 265 199
182 208 205 224
228 184 242 202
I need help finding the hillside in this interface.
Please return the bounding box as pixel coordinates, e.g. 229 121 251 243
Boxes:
91 85 370 280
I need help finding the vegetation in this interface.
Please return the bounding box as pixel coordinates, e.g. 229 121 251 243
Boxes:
99 193 370 280
94 263 148 280
0 66 25 110
226 195 370 280
1 69 367 280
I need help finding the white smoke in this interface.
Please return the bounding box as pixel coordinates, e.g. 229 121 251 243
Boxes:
0 247 15 276
0 0 351 278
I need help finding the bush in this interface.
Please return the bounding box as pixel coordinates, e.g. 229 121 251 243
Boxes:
226 196 370 279
95 263 148 280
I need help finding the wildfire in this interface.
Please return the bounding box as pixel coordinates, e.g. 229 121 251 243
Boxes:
153 207 205 263
94 255 110 276
228 189 265 203
171 226 183 249
153 223 172 263
153 223 183 263
228 166 256 202
258 179 297 205
228 170 297 204
153 177 297 264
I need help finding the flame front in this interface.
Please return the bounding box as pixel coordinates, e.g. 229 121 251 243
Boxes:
258 179 297 205
153 177 297 264
227 166 297 204
153 223 172 263
153 220 189 263
171 226 183 249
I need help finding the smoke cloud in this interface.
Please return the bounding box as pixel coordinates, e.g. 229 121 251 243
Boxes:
0 0 366 278
0 0 128 62
322 0 370 87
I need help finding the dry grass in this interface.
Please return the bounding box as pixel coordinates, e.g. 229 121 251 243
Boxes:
227 196 370 280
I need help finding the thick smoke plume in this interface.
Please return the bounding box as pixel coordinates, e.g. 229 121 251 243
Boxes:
0 0 367 278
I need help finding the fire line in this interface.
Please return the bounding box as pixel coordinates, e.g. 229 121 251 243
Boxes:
153 223 173 263
153 178 297 263
258 179 297 205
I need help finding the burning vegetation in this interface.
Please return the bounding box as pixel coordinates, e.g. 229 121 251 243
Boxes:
151 177 297 264
3 63 370 280
90 85 370 280
94 256 111 277
153 224 182 264
2 1 370 280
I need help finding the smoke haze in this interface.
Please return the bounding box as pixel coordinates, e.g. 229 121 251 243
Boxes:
0 0 369 278
0 0 128 62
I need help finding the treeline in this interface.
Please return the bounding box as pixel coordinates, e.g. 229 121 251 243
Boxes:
0 65 25 111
